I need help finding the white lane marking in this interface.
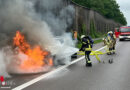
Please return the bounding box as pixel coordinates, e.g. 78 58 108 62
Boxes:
12 46 106 90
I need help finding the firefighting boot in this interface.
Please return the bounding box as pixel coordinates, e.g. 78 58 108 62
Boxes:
108 59 113 64
107 48 113 55
107 52 111 55
86 61 92 67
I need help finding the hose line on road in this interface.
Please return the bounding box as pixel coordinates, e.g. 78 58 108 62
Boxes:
77 46 114 62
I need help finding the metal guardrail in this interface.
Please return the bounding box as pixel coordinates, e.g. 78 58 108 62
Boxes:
93 38 102 41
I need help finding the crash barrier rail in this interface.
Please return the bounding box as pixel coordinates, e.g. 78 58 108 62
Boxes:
93 38 103 41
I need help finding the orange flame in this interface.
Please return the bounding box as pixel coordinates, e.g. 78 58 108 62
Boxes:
13 31 53 69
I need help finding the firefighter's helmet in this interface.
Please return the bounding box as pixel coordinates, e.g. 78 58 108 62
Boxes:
81 35 85 39
108 31 113 34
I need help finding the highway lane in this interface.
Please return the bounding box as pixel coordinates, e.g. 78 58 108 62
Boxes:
23 40 130 90
2 40 130 90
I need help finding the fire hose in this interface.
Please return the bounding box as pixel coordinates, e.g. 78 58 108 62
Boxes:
77 46 113 62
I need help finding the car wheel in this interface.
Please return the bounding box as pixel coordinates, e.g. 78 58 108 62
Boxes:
119 39 123 41
71 53 77 59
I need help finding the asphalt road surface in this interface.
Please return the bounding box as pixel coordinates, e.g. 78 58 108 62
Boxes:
2 40 130 90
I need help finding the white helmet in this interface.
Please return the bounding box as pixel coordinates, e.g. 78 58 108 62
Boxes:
108 31 113 34
81 35 85 39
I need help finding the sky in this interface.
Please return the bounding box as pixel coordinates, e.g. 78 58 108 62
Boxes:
116 0 130 25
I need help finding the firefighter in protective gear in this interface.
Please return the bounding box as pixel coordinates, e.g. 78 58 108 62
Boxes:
80 35 94 66
111 31 116 54
106 31 116 55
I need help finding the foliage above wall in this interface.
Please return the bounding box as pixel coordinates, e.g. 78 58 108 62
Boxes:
72 0 127 25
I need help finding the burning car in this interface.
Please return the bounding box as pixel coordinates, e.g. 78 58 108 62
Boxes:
7 31 53 74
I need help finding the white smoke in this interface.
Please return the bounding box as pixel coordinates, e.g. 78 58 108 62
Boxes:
0 0 78 76
0 49 11 78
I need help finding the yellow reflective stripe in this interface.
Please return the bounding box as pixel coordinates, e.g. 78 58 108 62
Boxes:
85 48 92 51
83 42 86 44
85 44 92 51
87 40 90 43
87 61 92 63
85 40 92 51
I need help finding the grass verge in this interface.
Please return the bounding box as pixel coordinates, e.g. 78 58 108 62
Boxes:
94 39 103 44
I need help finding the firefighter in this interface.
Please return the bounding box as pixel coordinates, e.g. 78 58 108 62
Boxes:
80 35 94 66
106 31 116 54
111 31 116 54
